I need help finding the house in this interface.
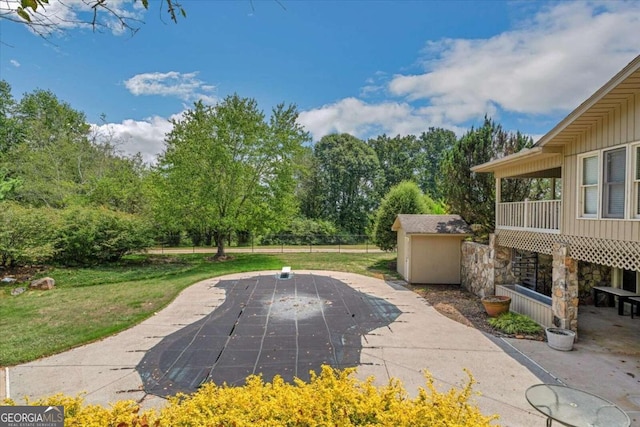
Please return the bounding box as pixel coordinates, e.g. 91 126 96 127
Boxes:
471 54 640 331
392 214 471 284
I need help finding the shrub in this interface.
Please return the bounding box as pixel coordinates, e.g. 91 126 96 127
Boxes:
488 312 543 334
261 218 338 246
0 203 58 267
54 206 153 265
4 366 498 426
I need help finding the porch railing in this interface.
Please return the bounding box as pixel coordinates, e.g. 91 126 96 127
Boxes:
496 199 561 233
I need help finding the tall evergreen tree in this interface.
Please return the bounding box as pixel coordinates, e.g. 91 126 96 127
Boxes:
439 117 532 236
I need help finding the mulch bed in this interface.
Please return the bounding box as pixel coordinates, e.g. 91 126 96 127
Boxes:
405 283 545 341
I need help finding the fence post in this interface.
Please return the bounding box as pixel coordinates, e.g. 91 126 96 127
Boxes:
524 198 529 229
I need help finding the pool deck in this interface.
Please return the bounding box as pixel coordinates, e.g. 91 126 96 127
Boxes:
3 271 639 426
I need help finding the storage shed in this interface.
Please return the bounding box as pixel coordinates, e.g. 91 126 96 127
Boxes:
392 214 471 284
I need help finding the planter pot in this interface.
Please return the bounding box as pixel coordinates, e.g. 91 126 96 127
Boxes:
545 327 576 351
481 295 511 317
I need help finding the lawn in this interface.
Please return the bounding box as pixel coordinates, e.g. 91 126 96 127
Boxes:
0 252 397 366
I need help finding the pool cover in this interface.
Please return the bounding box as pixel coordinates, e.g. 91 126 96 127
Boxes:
136 273 402 397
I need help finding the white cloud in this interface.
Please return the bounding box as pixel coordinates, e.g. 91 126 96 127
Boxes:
300 2 640 142
388 2 640 122
124 71 217 104
297 97 464 142
10 59 20 67
91 113 182 164
1 0 144 36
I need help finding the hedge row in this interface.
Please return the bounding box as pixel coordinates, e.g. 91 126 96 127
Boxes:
4 367 498 426
0 203 152 267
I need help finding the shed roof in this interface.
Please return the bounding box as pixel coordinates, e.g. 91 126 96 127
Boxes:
391 214 472 235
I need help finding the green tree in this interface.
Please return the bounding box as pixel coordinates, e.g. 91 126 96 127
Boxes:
367 134 419 195
372 181 447 251
440 117 532 237
0 81 21 156
4 89 92 206
312 133 382 235
295 146 324 220
3 89 146 211
155 95 309 257
367 129 455 200
416 128 456 199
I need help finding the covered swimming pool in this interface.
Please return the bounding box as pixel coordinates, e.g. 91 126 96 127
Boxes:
136 273 402 397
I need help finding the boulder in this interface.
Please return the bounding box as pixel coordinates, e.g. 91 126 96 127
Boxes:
11 287 26 296
30 277 55 290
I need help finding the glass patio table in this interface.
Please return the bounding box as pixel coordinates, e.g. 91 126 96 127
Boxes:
526 384 630 427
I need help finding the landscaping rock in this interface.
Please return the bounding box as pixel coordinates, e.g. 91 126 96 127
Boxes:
11 287 26 296
1 277 17 283
29 277 55 290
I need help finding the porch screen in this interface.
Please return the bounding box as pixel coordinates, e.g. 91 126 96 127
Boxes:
581 155 598 216
602 147 626 218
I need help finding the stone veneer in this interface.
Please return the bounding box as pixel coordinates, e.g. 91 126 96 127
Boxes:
578 261 612 304
552 243 579 332
462 236 580 333
461 234 515 298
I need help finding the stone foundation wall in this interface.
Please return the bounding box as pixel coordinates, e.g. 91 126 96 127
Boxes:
461 241 493 297
552 243 579 332
461 234 515 298
578 261 612 304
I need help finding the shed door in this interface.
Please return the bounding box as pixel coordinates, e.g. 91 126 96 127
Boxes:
411 236 461 284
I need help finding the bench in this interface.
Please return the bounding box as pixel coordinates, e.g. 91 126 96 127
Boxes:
630 297 640 319
593 286 640 315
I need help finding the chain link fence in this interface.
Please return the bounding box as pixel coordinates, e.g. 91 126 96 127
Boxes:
153 234 384 254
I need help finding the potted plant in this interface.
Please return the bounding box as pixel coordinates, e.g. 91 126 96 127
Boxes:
481 295 511 317
545 327 576 351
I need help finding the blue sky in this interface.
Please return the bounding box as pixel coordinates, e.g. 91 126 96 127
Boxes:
1 0 639 163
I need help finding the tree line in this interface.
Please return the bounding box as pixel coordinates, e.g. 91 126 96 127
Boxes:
0 80 538 266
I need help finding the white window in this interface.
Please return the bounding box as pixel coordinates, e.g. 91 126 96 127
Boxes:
602 147 626 219
578 153 599 217
634 144 640 218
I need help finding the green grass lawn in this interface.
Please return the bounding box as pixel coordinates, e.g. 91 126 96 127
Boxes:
0 252 397 366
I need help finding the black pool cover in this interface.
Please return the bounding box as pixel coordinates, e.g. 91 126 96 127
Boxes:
136 273 402 397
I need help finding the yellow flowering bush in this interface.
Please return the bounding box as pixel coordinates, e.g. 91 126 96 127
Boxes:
3 366 499 426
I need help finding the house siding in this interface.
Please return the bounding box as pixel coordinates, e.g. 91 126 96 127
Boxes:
562 90 640 243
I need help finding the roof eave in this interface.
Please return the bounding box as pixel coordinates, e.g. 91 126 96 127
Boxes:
471 146 561 173
535 55 640 148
